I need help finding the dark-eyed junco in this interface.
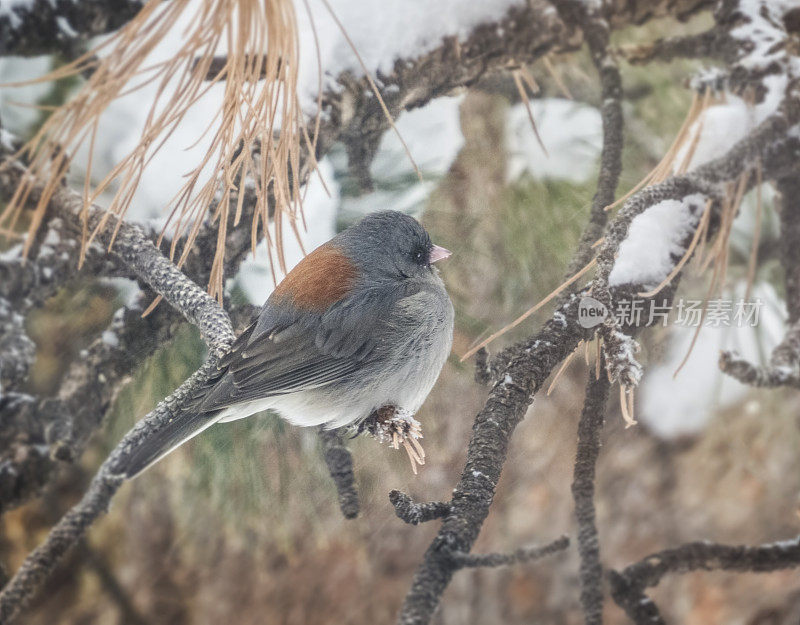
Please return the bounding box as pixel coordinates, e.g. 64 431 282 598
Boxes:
117 210 454 477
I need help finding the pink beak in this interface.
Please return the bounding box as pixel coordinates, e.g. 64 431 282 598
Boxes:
429 244 452 264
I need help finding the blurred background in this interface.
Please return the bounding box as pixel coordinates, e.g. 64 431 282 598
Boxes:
2 4 800 624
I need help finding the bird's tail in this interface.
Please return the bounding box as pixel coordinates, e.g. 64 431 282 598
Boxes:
113 410 223 479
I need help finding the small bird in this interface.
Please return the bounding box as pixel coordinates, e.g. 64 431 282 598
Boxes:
117 210 454 477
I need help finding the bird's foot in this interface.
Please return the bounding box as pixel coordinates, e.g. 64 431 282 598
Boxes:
361 405 425 474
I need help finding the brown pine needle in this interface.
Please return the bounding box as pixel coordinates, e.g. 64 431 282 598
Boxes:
141 295 163 318
460 257 597 361
745 161 763 301
584 339 591 366
1 0 307 301
513 70 548 156
408 435 426 462
403 441 419 475
542 56 572 99
638 198 712 298
674 248 723 378
518 64 540 95
403 438 423 466
3 100 60 111
628 389 635 425
604 92 702 212
547 345 579 396
674 173 749 378
620 385 637 428
717 171 750 288
675 89 712 174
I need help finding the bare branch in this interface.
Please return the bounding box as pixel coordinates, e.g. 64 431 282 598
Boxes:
319 427 360 519
0 193 235 622
553 0 623 277
610 536 800 625
389 491 451 526
0 0 146 58
449 536 570 569
572 371 612 625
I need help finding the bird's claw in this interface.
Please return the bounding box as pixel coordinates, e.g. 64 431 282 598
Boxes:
360 405 425 474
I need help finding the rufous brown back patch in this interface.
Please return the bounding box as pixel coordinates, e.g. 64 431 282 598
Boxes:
273 243 358 311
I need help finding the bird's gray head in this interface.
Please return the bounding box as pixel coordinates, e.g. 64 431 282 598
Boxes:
337 211 451 283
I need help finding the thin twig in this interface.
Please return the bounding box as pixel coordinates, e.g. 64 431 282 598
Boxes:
389 491 451 526
449 535 570 568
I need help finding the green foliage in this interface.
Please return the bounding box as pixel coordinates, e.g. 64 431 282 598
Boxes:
499 177 594 306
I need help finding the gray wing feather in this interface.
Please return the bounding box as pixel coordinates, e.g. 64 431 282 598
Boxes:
194 328 360 412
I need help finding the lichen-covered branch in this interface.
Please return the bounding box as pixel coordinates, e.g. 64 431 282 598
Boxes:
591 103 799 387
319 427 360 519
572 371 611 625
449 535 570 569
396 293 591 625
0 199 235 623
553 0 623 276
0 0 145 58
0 357 227 624
590 0 799 387
609 536 800 625
389 490 451 526
0 155 243 511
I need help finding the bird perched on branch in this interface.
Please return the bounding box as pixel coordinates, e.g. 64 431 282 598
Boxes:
116 210 454 477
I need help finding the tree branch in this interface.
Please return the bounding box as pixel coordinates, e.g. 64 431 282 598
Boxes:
319 427 360 519
449 536 570 569
0 195 235 623
0 0 146 58
609 536 800 625
719 172 800 388
553 0 623 277
389 491 451 526
572 371 612 625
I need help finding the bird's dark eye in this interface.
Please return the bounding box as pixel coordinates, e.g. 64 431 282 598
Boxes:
411 246 428 265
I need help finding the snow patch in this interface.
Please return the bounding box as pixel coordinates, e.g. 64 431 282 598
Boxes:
641 282 786 438
506 98 602 183
609 194 707 288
